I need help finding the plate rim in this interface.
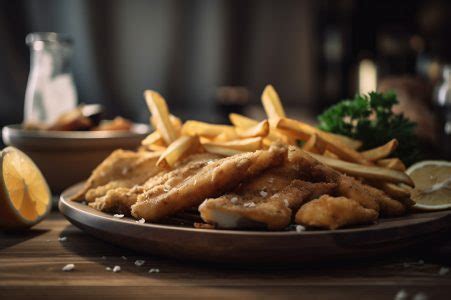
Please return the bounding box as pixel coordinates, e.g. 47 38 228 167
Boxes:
59 182 451 237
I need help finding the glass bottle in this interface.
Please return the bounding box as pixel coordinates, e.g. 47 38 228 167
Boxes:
433 65 451 159
24 32 78 125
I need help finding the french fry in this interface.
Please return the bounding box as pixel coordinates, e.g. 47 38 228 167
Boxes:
229 114 291 143
276 118 370 164
144 90 179 145
202 137 262 152
314 132 371 165
147 144 167 152
262 138 273 149
150 114 182 133
381 183 412 201
377 158 406 172
229 113 259 128
302 134 320 153
141 131 163 146
310 153 415 187
213 132 238 142
236 120 269 138
275 117 362 149
275 117 310 141
367 181 415 207
199 136 214 144
156 135 199 168
182 120 237 139
169 115 182 131
323 149 339 159
261 85 286 125
139 150 164 157
361 139 398 161
202 144 244 156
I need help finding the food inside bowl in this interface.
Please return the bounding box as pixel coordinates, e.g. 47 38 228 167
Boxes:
23 104 133 132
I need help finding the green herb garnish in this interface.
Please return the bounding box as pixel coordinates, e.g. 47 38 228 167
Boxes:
317 91 420 165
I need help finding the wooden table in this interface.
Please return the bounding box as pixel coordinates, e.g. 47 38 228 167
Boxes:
1 212 451 300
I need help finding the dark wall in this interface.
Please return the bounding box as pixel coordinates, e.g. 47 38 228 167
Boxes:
0 0 450 131
0 0 318 125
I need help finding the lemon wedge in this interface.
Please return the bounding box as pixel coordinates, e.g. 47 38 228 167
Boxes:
0 147 52 229
407 160 451 211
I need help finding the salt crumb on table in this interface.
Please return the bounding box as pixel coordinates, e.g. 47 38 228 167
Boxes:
113 266 121 273
295 225 306 233
135 260 145 267
394 289 408 300
412 292 428 300
439 267 449 275
62 264 75 272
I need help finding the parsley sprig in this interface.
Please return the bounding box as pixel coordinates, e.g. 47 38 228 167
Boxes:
318 91 420 165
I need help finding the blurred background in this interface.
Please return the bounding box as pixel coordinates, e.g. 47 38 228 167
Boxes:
1 0 451 146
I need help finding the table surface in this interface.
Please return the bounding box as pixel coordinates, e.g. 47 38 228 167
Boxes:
1 212 451 300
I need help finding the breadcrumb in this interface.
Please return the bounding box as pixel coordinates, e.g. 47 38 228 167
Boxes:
148 268 160 273
62 264 75 272
113 265 121 273
135 260 145 267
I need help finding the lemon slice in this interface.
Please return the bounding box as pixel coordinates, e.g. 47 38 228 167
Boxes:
0 147 52 229
407 160 451 211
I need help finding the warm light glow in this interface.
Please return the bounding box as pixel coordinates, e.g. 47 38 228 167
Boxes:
358 59 377 94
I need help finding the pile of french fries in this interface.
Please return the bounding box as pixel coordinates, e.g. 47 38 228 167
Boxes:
140 85 414 203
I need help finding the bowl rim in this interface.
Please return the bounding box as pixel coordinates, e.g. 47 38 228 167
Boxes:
2 123 152 140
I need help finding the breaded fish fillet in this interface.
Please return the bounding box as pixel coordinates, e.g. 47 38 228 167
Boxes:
200 179 336 230
89 153 221 214
70 149 161 202
199 146 337 230
336 175 406 216
201 146 404 230
131 144 287 221
295 195 379 230
286 147 406 217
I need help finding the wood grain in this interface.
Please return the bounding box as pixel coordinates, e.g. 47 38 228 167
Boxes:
1 213 451 299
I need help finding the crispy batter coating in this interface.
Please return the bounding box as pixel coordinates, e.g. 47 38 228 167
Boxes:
199 147 337 230
80 143 407 231
336 175 406 216
131 144 287 221
88 153 220 214
70 149 161 202
296 195 379 230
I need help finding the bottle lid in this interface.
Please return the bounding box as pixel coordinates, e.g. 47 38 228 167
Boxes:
25 32 72 46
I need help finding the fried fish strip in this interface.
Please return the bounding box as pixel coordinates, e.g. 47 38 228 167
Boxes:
336 175 406 216
70 150 161 202
200 179 336 230
295 195 379 230
199 147 337 230
131 144 287 221
89 153 221 214
286 147 406 217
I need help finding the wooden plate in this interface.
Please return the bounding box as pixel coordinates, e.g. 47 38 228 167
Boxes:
59 182 451 265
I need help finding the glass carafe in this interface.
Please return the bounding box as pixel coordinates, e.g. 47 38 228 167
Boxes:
24 32 78 125
433 65 451 159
